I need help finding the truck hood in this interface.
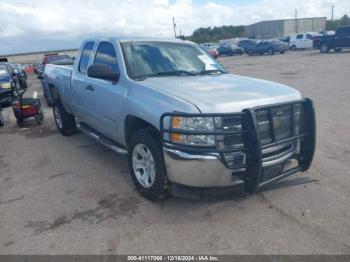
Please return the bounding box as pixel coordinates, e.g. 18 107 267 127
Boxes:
143 74 302 113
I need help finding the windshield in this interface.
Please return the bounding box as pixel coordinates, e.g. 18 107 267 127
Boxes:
121 41 225 80
0 65 9 77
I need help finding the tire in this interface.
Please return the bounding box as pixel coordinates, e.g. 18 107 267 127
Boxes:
320 44 329 53
0 111 4 127
53 100 76 136
128 128 169 200
247 50 253 56
268 48 275 55
17 118 24 127
290 45 296 51
280 51 285 54
46 99 53 107
35 111 44 125
334 48 342 53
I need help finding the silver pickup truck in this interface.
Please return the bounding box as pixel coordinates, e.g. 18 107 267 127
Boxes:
44 36 316 200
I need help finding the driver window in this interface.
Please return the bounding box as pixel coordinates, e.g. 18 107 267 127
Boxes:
93 42 119 74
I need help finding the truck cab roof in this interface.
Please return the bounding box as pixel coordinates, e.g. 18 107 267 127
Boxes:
83 35 192 44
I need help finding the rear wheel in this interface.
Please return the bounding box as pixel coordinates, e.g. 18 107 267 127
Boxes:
128 129 168 200
268 48 275 55
280 50 285 54
320 44 329 53
53 100 76 136
16 118 24 127
247 49 253 56
290 45 296 51
334 48 342 53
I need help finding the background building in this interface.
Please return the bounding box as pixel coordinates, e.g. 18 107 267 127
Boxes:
0 49 78 65
245 17 327 39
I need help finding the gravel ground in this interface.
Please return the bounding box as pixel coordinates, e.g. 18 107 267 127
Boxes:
0 49 350 255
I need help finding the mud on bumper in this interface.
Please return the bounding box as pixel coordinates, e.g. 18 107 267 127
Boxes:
160 99 316 193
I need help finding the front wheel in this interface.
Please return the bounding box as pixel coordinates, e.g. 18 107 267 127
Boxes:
53 100 76 136
128 129 168 200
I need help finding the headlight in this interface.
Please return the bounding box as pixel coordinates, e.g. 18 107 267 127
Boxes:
169 115 243 148
0 82 12 89
171 116 216 146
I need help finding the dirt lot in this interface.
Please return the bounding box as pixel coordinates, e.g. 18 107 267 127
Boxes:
1 49 350 255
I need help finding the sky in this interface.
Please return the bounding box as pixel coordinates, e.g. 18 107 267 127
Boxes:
0 0 349 55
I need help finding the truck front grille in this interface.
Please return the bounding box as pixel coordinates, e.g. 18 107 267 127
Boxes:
255 104 301 146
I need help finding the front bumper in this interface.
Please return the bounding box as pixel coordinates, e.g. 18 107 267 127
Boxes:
161 99 316 192
163 147 244 187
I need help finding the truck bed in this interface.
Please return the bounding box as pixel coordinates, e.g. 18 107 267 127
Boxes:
44 64 73 113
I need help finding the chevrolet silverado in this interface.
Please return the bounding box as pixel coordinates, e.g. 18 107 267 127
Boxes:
44 36 316 200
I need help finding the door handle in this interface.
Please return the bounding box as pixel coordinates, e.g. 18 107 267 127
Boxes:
85 85 94 91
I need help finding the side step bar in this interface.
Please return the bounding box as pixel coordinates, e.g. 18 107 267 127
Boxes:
76 123 128 155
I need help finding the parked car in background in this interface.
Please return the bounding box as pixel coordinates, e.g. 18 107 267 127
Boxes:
44 36 316 200
217 43 243 56
246 40 287 55
279 36 290 44
0 63 16 106
10 64 27 79
289 32 321 50
43 53 59 64
202 44 220 59
313 26 350 53
237 39 257 52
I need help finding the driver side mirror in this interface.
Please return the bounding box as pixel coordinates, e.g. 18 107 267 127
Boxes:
87 64 120 82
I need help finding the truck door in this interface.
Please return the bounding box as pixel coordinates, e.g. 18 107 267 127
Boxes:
305 34 314 48
86 41 126 142
294 34 303 48
71 41 95 124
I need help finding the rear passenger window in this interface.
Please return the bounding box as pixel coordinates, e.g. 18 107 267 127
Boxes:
79 42 94 74
93 42 118 74
296 34 303 40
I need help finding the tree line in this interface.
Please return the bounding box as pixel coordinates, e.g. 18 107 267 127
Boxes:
326 14 350 30
184 14 350 43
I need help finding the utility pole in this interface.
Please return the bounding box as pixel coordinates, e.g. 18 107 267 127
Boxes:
172 17 177 38
331 5 334 30
295 9 298 34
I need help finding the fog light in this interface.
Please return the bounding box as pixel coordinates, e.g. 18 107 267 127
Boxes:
223 152 246 167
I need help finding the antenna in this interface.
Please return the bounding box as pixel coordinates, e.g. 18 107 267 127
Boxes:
331 5 334 29
295 9 298 34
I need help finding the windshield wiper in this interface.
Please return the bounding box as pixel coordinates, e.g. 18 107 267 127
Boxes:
133 69 223 81
198 69 225 75
145 70 198 78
